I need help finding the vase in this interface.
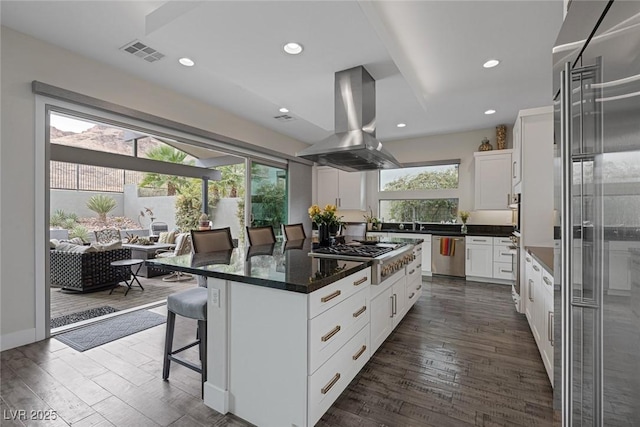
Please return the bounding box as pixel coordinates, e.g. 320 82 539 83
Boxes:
496 125 507 150
461 223 468 234
318 224 331 246
367 223 373 231
478 137 493 151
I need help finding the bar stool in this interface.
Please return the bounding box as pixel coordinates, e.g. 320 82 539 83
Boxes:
163 288 207 396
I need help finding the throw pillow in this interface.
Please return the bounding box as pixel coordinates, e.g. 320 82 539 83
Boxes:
158 231 176 244
50 239 60 249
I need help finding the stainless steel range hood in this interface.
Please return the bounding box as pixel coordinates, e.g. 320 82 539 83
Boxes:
296 66 401 172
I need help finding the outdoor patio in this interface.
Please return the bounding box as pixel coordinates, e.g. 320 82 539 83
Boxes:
50 273 197 321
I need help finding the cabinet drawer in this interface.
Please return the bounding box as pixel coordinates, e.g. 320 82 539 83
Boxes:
308 325 369 426
308 267 371 319
493 262 515 281
406 258 422 281
541 268 554 295
493 237 512 246
466 236 492 245
308 287 369 374
406 276 422 308
494 245 516 263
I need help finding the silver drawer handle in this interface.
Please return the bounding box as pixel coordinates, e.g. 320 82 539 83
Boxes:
417 264 422 269
321 373 341 394
321 290 341 303
500 269 513 273
528 279 534 302
408 269 415 275
533 265 540 272
543 276 552 286
526 257 531 263
408 292 416 299
353 276 367 286
417 284 422 290
352 345 367 361
353 306 367 318
321 325 341 342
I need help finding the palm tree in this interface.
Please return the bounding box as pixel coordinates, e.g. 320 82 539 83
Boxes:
139 146 193 195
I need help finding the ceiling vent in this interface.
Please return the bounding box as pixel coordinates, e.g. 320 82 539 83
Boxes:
120 40 165 63
273 114 296 122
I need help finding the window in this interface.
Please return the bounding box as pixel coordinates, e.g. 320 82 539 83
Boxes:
377 162 460 223
379 164 458 191
379 198 459 223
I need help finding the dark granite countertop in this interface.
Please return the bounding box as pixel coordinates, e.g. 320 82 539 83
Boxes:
526 246 554 274
378 224 514 238
146 236 423 294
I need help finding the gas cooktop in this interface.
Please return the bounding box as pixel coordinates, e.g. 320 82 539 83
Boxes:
313 244 396 258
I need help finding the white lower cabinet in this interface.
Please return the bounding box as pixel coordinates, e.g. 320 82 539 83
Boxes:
465 237 493 278
523 254 554 385
370 271 406 353
405 258 423 309
308 324 369 425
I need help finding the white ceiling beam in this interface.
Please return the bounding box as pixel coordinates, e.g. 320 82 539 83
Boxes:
196 155 244 168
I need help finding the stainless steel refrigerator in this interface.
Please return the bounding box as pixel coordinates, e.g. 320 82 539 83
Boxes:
553 1 640 425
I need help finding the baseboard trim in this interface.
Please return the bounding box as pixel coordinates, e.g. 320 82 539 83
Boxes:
204 382 229 414
1 328 36 351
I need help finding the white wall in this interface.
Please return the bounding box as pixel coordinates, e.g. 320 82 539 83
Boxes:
123 185 177 231
0 26 309 349
51 190 125 218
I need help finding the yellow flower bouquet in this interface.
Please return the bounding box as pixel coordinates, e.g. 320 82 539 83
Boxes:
308 204 343 227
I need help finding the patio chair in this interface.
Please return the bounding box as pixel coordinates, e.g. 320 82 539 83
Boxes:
94 228 121 244
155 233 193 282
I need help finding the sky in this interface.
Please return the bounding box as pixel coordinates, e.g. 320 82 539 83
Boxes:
50 114 95 133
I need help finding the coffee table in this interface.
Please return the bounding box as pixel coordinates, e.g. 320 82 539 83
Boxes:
110 258 144 296
122 243 175 277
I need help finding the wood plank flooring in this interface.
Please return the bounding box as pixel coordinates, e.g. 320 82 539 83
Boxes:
50 276 197 320
2 277 553 426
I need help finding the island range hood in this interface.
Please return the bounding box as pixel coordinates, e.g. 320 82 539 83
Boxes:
296 66 401 172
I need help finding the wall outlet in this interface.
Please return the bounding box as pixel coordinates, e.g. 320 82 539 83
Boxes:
210 288 220 307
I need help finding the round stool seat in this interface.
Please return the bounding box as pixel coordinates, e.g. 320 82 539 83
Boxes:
167 288 207 321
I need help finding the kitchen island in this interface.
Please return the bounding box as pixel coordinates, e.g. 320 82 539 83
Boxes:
147 237 423 427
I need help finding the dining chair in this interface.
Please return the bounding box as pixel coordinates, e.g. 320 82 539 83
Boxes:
282 223 306 241
246 225 276 246
190 227 235 253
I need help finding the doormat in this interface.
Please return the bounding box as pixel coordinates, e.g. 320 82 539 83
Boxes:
51 306 118 329
55 310 166 352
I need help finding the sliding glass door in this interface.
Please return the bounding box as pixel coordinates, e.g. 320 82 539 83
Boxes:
249 161 287 237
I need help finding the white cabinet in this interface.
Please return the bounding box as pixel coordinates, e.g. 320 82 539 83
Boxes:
524 254 554 385
316 167 364 210
493 237 516 281
518 106 554 248
512 119 522 189
465 236 493 278
405 257 423 310
370 271 406 353
473 150 513 210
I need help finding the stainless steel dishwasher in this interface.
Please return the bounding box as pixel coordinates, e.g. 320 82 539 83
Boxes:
431 235 466 277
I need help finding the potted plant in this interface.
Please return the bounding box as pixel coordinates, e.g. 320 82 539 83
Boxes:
309 204 344 245
459 210 470 234
363 207 381 231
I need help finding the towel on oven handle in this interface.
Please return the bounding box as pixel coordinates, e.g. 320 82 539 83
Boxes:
439 237 456 256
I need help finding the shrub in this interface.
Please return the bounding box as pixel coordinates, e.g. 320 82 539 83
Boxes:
86 195 117 223
62 218 77 229
69 225 89 243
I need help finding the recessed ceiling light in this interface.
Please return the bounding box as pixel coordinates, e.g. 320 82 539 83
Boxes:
279 107 289 113
179 57 195 67
485 109 497 115
483 59 500 68
396 123 407 128
283 42 303 55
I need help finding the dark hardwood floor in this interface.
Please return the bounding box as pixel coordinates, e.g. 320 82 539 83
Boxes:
1 277 553 426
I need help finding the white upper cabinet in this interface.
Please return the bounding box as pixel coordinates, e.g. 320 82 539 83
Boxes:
473 149 513 210
316 167 364 210
512 119 522 189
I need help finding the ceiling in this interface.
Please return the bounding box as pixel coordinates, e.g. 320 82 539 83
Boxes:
1 1 564 145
